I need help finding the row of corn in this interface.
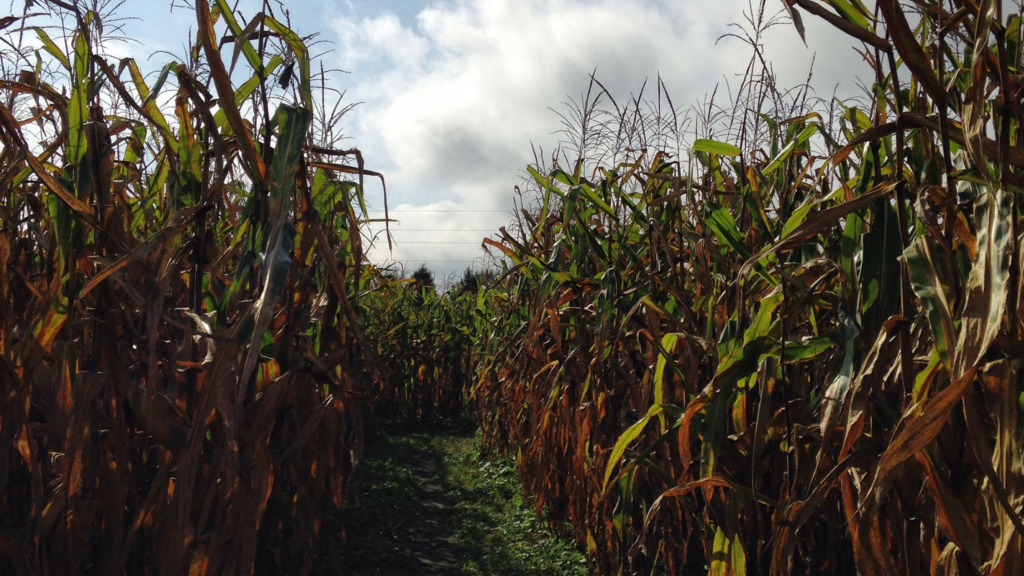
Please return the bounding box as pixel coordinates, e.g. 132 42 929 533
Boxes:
467 1 1024 574
0 2 377 574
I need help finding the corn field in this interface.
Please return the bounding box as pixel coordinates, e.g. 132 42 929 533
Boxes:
4 0 1024 575
0 1 379 573
471 1 1024 574
362 271 478 422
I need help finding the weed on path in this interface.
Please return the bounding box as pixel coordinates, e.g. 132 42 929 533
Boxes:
314 422 591 576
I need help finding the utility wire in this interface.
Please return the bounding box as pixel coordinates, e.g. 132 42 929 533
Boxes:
366 209 510 213
366 226 497 230
369 259 488 263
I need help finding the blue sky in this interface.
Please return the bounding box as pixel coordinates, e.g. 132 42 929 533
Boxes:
48 0 873 280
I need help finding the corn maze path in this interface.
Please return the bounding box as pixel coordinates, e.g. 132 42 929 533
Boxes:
313 432 462 576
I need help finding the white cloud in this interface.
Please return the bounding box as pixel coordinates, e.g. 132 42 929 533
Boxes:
328 0 873 275
337 12 431 69
14 0 875 278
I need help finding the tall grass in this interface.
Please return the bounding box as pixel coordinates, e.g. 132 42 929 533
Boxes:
0 1 381 574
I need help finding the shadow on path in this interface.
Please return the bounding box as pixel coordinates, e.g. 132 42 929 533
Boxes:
314 428 464 576
313 423 592 576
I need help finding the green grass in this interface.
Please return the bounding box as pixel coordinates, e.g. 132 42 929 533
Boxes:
327 422 592 576
434 431 591 576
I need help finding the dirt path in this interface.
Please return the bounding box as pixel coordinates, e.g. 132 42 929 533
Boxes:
314 431 464 576
394 450 462 573
312 427 591 576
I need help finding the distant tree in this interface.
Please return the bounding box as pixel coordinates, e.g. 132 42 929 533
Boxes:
458 267 478 294
411 264 434 288
411 264 435 302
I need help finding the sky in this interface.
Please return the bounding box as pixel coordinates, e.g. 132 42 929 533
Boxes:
48 0 875 280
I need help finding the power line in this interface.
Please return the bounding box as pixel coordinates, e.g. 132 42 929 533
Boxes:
366 209 510 213
369 259 487 263
364 229 498 232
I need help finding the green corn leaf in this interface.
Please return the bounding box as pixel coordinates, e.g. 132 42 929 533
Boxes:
213 55 283 130
214 0 265 75
913 351 943 404
263 16 312 109
654 333 680 407
127 60 177 153
32 295 69 352
763 140 796 175
860 199 902 341
780 200 814 238
693 139 742 157
526 254 570 284
783 187 844 240
268 104 312 215
839 193 863 295
827 0 872 29
700 390 730 478
745 290 783 345
706 204 752 260
783 335 837 361
706 203 777 286
237 105 311 398
710 525 747 576
905 237 956 374
602 403 663 492
67 30 90 165
576 184 616 218
33 28 71 71
142 61 176 109
741 178 773 239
